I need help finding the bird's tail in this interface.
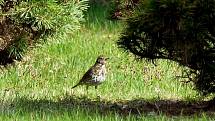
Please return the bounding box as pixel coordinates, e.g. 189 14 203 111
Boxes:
72 83 79 89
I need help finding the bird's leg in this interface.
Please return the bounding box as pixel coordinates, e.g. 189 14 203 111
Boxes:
95 86 101 100
86 85 89 94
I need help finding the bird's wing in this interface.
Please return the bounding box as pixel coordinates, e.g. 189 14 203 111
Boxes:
79 66 94 83
77 64 102 84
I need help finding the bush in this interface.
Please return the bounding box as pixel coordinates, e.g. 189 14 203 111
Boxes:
0 0 88 65
118 0 215 95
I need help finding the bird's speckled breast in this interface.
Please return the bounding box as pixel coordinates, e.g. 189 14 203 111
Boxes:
87 65 106 86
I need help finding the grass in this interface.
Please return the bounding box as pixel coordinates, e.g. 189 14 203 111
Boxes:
0 3 214 121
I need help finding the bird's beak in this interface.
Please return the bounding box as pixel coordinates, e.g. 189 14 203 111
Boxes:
105 58 109 60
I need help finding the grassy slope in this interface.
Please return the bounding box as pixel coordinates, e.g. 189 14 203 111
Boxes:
0 4 213 121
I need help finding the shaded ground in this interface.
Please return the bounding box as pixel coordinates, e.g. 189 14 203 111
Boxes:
3 95 214 117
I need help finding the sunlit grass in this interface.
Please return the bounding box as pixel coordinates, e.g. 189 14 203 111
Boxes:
0 3 213 121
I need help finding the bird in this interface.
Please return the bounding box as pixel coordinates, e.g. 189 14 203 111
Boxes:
72 55 108 90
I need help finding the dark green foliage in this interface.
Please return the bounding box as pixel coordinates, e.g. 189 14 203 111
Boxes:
0 0 88 65
118 0 215 95
7 35 28 60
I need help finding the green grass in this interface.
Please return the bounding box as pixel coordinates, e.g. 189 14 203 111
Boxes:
0 4 214 121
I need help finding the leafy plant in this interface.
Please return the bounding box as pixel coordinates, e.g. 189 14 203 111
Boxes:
118 0 215 95
0 0 88 65
8 0 88 33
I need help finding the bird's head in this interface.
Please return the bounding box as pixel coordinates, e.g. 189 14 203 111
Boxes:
96 55 109 65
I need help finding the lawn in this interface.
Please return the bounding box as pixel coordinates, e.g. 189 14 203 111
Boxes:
0 4 214 121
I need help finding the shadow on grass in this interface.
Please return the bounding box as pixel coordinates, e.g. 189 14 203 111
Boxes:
8 95 215 117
